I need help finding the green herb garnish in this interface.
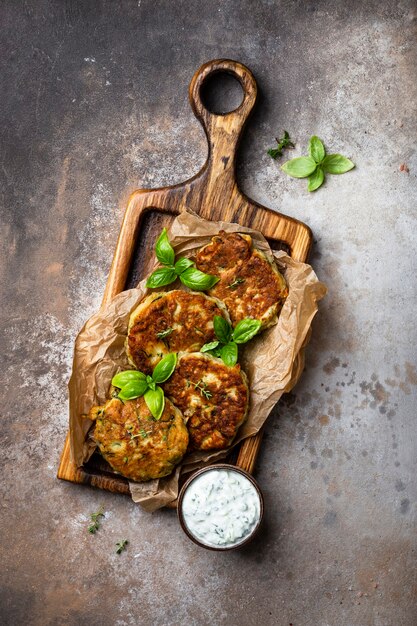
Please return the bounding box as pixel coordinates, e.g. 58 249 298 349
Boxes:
156 328 174 340
112 353 177 420
267 131 295 160
201 316 261 367
116 539 128 554
193 379 213 400
88 507 105 534
228 277 245 289
281 136 354 192
146 228 219 291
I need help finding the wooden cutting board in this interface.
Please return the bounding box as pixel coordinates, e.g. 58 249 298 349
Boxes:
57 58 313 503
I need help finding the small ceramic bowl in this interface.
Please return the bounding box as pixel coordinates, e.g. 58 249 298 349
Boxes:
177 463 264 551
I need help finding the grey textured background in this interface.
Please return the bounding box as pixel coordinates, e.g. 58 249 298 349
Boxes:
1 1 417 625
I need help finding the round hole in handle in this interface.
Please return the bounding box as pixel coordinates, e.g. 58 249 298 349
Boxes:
200 71 245 115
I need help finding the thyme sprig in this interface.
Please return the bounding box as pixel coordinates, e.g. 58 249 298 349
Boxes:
228 277 245 289
116 539 129 554
88 507 105 534
193 379 213 400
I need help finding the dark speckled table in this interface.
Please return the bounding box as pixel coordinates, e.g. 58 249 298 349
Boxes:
1 2 416 625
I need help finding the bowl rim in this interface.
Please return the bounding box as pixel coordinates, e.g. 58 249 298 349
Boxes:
177 463 264 551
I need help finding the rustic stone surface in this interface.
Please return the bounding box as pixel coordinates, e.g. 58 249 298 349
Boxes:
1 1 416 624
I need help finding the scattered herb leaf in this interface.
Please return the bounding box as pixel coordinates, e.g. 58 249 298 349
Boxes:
174 257 194 274
179 267 219 291
144 386 165 420
308 135 325 163
193 379 213 400
220 341 238 367
281 156 317 178
156 328 174 340
116 539 129 554
228 277 245 289
155 228 175 267
201 340 220 352
88 507 105 534
213 315 232 344
308 166 324 192
267 131 295 160
321 153 355 174
117 379 149 401
146 267 177 289
232 318 262 344
111 370 146 388
152 352 177 384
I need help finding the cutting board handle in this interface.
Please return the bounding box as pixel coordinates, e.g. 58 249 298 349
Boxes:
189 59 257 203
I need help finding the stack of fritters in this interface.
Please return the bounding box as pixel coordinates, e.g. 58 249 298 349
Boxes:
88 232 288 481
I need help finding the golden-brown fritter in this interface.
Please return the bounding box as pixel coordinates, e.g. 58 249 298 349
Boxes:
195 231 288 328
126 290 229 374
163 352 249 451
88 395 188 482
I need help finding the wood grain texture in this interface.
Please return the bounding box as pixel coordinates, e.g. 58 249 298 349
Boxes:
57 59 312 503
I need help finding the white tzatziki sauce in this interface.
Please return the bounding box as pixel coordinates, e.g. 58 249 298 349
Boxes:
181 469 261 547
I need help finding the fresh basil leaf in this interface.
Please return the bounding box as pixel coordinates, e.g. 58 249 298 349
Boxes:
322 154 355 174
174 257 194 275
308 136 325 163
152 352 177 383
146 267 177 289
179 267 219 291
201 341 220 353
307 166 325 192
155 228 175 266
232 318 262 344
118 379 149 401
213 315 232 344
207 347 222 358
112 370 146 389
281 156 317 178
220 341 238 367
144 386 165 420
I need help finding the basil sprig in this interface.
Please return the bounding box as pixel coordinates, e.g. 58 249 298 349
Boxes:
281 136 354 192
146 229 219 291
201 316 261 367
111 353 177 420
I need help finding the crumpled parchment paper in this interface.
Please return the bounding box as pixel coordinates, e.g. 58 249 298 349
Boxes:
68 209 327 511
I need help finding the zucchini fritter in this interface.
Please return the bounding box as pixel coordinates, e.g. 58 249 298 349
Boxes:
89 395 188 482
126 290 229 374
195 231 288 328
163 352 249 451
